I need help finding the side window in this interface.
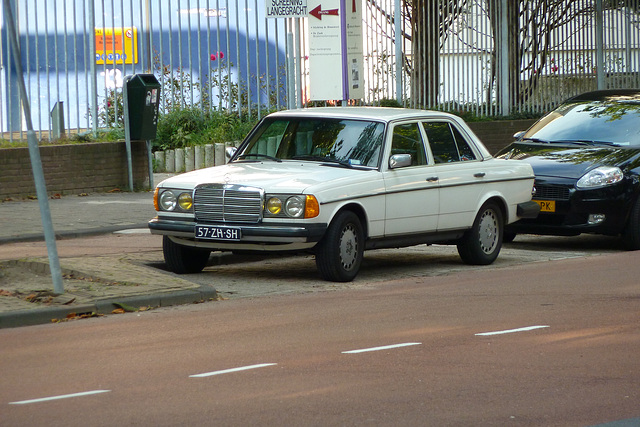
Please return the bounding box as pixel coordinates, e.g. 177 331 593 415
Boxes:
451 125 477 161
390 123 427 166
423 122 476 163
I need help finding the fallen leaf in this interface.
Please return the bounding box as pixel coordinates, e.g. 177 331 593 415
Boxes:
107 188 122 193
113 302 137 312
77 193 89 197
112 308 126 314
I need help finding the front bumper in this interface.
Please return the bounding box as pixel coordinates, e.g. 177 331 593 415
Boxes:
507 181 633 236
148 217 328 247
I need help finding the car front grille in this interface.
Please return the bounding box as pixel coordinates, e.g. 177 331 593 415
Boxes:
194 184 264 223
534 184 571 201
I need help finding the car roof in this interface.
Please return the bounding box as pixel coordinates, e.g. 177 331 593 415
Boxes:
267 106 459 123
567 89 640 102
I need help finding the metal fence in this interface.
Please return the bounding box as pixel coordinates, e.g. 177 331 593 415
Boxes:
1 0 639 142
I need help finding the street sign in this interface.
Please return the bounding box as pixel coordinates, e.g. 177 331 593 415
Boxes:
265 0 308 18
308 0 363 101
95 27 138 65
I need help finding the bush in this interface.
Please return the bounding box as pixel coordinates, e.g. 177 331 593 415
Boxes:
154 108 260 151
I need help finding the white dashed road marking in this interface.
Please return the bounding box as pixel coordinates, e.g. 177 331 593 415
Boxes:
9 390 111 405
189 363 278 378
475 325 550 336
342 342 422 354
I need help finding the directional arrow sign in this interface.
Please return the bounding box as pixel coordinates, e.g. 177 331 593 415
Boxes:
309 4 339 19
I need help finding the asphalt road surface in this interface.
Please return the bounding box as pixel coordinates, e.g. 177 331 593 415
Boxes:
1 233 639 426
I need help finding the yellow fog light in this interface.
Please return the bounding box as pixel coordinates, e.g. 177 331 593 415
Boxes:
267 197 283 215
178 192 193 211
304 195 319 218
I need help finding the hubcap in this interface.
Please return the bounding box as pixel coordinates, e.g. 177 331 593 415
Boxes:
339 224 358 270
478 209 498 254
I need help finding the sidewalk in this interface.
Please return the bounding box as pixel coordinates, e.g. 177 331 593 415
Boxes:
0 174 218 328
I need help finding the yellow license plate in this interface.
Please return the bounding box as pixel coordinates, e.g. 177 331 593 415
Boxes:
534 200 556 212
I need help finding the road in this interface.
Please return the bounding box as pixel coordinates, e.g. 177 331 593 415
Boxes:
1 234 639 426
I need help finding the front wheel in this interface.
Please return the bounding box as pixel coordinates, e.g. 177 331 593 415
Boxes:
315 211 364 282
457 201 503 265
163 236 211 274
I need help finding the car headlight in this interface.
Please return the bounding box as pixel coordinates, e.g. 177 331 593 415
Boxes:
576 166 624 189
265 195 319 219
156 189 193 212
285 196 305 218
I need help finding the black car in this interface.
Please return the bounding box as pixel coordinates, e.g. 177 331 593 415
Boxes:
496 89 640 249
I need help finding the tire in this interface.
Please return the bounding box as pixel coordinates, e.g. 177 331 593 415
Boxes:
315 211 364 282
622 196 640 250
163 236 211 274
457 201 503 265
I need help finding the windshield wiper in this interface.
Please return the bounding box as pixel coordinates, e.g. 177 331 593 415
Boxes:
236 153 282 162
292 155 362 169
291 155 329 162
551 139 619 146
521 137 551 143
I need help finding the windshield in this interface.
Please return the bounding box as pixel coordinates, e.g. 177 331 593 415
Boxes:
524 99 640 146
235 117 386 168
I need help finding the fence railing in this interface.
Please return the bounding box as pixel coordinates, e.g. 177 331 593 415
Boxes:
1 0 639 142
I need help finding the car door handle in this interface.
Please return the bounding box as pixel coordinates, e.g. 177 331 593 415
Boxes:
474 172 486 178
426 176 439 182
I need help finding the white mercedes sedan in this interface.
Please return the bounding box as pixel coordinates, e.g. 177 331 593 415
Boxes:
149 107 539 282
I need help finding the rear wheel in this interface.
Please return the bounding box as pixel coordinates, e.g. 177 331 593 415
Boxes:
163 236 211 274
457 201 503 265
622 196 640 250
315 211 364 282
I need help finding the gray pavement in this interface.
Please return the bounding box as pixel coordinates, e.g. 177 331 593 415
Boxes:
0 174 218 328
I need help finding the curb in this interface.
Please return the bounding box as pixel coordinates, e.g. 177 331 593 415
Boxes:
0 286 218 329
0 223 151 245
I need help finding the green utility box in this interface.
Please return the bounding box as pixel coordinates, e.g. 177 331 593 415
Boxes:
124 74 161 140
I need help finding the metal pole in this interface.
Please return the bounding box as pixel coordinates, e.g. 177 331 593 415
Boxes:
2 0 64 295
88 0 98 135
394 0 402 104
498 0 510 116
123 75 134 192
595 0 605 89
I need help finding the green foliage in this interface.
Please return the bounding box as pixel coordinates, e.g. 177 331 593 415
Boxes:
154 107 259 151
97 89 125 128
378 98 403 108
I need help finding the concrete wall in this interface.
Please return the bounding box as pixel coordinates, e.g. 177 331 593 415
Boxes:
0 140 150 199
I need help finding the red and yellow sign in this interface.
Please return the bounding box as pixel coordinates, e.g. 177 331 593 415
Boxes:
95 27 138 65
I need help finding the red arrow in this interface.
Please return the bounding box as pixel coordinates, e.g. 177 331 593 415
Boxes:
310 4 339 20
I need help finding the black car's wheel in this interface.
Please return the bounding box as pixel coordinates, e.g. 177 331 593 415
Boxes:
315 211 364 282
163 236 211 274
622 196 640 250
457 201 503 265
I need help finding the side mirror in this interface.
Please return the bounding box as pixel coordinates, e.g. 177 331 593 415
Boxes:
389 153 412 169
513 131 526 141
225 146 237 159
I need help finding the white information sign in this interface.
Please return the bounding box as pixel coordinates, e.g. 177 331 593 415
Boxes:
265 0 308 18
308 0 363 101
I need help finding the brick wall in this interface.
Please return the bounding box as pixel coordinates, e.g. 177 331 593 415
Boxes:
0 120 535 199
468 119 536 154
0 140 150 199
